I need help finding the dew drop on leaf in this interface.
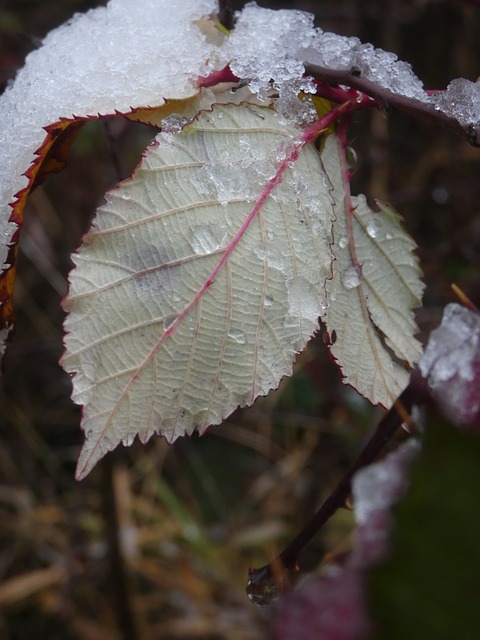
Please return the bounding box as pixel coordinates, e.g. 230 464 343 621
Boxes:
366 218 381 238
191 225 223 254
342 265 362 289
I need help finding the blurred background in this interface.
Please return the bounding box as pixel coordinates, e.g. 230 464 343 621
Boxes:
0 0 479 638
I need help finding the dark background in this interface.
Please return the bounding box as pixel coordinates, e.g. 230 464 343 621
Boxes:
0 1 479 638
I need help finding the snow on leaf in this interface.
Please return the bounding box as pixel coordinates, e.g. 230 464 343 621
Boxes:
321 134 424 406
0 0 221 349
62 104 335 480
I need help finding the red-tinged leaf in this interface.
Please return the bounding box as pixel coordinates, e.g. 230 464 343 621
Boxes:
61 103 337 479
320 135 424 407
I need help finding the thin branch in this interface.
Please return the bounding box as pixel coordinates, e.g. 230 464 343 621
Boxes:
305 63 480 147
246 381 418 605
218 0 234 31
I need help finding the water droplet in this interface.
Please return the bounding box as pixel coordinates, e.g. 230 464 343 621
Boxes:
246 565 284 606
287 276 323 321
161 114 190 133
191 225 223 254
228 329 247 344
122 433 136 447
342 265 362 289
338 236 348 249
366 219 381 238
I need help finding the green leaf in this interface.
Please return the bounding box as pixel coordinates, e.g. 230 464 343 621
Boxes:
368 415 480 639
62 104 335 479
320 134 424 406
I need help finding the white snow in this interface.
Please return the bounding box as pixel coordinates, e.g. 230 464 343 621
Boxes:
304 30 426 100
0 0 220 274
1 0 479 341
429 78 480 130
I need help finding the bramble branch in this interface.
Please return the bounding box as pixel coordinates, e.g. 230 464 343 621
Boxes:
246 380 419 605
305 63 480 147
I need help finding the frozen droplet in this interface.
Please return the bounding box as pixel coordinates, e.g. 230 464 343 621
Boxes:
287 275 323 321
366 219 381 238
228 329 247 344
191 225 222 254
338 236 348 249
161 114 190 133
264 294 274 307
342 265 362 289
122 433 136 447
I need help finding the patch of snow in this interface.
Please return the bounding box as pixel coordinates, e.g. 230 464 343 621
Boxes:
305 31 426 100
429 78 480 130
0 0 220 273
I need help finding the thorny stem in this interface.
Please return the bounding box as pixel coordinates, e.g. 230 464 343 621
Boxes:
246 382 417 605
306 63 480 147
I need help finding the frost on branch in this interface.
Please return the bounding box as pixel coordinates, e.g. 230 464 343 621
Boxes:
62 104 335 480
429 78 480 136
419 303 480 429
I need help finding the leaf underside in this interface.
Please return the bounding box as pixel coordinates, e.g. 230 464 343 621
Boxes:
321 135 424 406
62 104 335 479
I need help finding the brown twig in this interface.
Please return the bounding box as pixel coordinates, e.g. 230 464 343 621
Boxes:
246 381 418 605
305 63 480 147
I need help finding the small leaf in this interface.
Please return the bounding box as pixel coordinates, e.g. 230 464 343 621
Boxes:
62 104 335 479
320 135 424 406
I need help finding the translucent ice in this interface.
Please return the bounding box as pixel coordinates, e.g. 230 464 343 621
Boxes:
305 31 426 100
227 3 316 98
429 78 480 130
